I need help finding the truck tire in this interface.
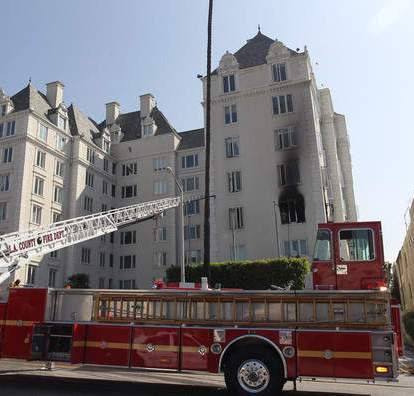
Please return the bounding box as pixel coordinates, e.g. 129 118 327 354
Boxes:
224 346 284 396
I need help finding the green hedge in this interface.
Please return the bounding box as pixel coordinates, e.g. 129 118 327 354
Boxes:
403 311 414 341
166 258 310 290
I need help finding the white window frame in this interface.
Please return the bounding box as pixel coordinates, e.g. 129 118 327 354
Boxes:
284 239 308 257
38 123 48 142
224 104 237 125
227 170 242 193
223 74 236 93
32 204 42 224
3 147 12 163
276 127 297 150
53 185 63 204
277 161 300 186
225 136 240 158
229 207 244 229
153 180 168 195
56 134 66 151
0 202 7 222
122 162 138 176
0 174 10 192
272 63 287 82
272 94 294 115
184 224 201 240
86 147 96 164
181 153 199 169
36 150 46 168
154 227 167 242
33 176 44 196
55 160 64 177
6 120 15 136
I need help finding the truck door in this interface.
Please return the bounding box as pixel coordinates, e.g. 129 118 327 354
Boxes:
312 229 336 290
336 226 378 290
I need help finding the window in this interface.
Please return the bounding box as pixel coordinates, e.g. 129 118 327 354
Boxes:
108 279 113 288
185 250 202 264
99 277 105 288
121 184 138 198
55 160 64 177
119 279 136 289
224 105 237 124
6 120 15 136
53 186 63 204
27 265 36 285
339 229 375 261
111 184 116 197
32 204 42 224
81 247 91 264
38 124 48 142
272 94 294 115
56 134 66 151
110 232 114 244
36 150 46 168
272 63 287 82
52 212 62 223
313 229 332 261
48 269 57 287
109 254 114 268
278 161 300 186
181 176 199 192
50 250 58 259
120 230 137 245
154 227 167 242
120 255 136 270
154 251 167 267
223 74 236 93
85 171 94 188
99 252 106 268
184 224 201 240
58 115 66 130
225 137 240 158
181 154 199 169
84 196 93 212
0 174 10 192
103 139 110 153
153 158 167 171
184 200 200 216
229 207 244 229
1 105 6 117
122 162 138 176
101 203 107 212
86 147 95 164
143 124 154 137
112 162 117 175
227 171 242 193
279 190 305 224
276 127 297 150
153 180 168 195
103 158 109 172
0 202 7 222
0 123 3 137
33 176 44 196
102 180 108 195
230 245 247 260
3 147 12 163
284 240 308 257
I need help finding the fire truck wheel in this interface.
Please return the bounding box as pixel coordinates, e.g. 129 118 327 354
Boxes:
224 347 284 396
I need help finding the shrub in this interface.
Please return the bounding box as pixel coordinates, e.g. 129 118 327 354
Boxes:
166 257 310 290
403 311 414 342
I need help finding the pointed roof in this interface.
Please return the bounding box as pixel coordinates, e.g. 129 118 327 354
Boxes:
99 107 179 143
10 83 52 120
67 104 102 146
215 31 300 73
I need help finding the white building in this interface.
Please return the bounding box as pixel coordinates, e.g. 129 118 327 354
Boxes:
0 31 356 289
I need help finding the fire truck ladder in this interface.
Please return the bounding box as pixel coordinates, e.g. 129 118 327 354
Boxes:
0 197 180 285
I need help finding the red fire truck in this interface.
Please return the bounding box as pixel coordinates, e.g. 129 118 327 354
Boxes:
0 197 402 396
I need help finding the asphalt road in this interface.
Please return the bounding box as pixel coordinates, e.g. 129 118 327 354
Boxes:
1 375 414 396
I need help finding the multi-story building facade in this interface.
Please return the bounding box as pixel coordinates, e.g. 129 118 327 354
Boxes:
0 31 356 289
395 200 414 312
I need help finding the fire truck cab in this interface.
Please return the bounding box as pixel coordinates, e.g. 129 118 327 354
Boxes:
312 221 386 291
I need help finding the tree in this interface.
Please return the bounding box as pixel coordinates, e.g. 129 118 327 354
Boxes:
66 273 89 289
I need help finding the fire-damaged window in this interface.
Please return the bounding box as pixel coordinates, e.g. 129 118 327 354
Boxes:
279 188 305 224
277 161 300 186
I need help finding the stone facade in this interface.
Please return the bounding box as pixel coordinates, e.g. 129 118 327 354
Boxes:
396 200 414 311
0 32 356 289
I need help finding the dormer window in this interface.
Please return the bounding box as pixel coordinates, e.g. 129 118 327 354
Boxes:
103 139 110 153
1 105 6 117
56 134 66 151
57 114 66 131
223 74 236 93
142 117 156 137
272 63 287 82
143 124 153 137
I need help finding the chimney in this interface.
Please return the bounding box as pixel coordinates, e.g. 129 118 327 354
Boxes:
105 101 120 125
46 81 64 108
139 93 155 118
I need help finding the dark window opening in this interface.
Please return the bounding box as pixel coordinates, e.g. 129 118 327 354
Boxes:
279 189 305 224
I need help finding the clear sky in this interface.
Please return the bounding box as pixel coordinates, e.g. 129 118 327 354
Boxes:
1 0 413 262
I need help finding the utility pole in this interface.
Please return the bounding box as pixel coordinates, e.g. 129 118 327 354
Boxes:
203 0 213 279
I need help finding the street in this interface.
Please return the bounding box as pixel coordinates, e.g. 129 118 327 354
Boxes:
0 359 413 396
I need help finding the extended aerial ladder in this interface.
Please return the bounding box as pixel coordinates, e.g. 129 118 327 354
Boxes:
0 197 180 285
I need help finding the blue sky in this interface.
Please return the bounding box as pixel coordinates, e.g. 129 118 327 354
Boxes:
1 0 413 261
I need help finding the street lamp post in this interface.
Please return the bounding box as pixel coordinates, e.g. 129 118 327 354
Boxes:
166 167 185 283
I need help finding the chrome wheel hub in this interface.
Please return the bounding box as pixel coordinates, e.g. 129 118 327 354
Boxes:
237 359 270 393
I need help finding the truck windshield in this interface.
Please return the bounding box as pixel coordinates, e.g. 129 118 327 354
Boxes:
339 229 375 261
313 229 331 261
